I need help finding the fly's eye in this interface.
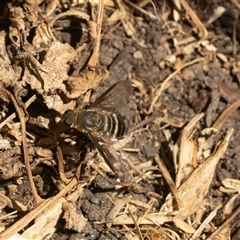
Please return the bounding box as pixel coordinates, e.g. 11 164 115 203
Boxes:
62 110 75 127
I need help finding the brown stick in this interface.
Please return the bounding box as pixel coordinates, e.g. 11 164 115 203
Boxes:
0 89 42 205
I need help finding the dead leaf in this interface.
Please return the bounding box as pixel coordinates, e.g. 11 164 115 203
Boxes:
160 129 233 222
62 201 88 232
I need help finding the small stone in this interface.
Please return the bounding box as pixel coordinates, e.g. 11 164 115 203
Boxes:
133 50 143 59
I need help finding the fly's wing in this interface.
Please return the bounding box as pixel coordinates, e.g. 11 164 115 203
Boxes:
86 132 132 182
88 80 132 111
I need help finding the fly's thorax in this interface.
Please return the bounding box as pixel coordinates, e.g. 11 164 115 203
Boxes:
75 110 103 131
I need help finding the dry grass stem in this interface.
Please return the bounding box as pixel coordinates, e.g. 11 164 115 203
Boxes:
0 1 239 239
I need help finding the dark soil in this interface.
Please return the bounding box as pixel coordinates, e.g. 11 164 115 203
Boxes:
0 0 240 239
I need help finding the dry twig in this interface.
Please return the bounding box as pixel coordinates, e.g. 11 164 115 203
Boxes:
0 89 42 205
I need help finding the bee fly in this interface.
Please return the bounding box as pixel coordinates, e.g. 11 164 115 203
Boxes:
62 80 132 182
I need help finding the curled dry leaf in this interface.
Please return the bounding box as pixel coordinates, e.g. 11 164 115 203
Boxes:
67 68 109 99
220 178 240 194
174 113 204 187
23 0 38 22
8 5 33 52
160 128 233 227
34 147 53 158
9 6 25 33
32 22 54 49
22 41 77 113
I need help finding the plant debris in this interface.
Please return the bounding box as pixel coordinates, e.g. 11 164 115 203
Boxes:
0 1 240 239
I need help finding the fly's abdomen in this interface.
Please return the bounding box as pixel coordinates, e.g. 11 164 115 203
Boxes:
99 112 128 140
